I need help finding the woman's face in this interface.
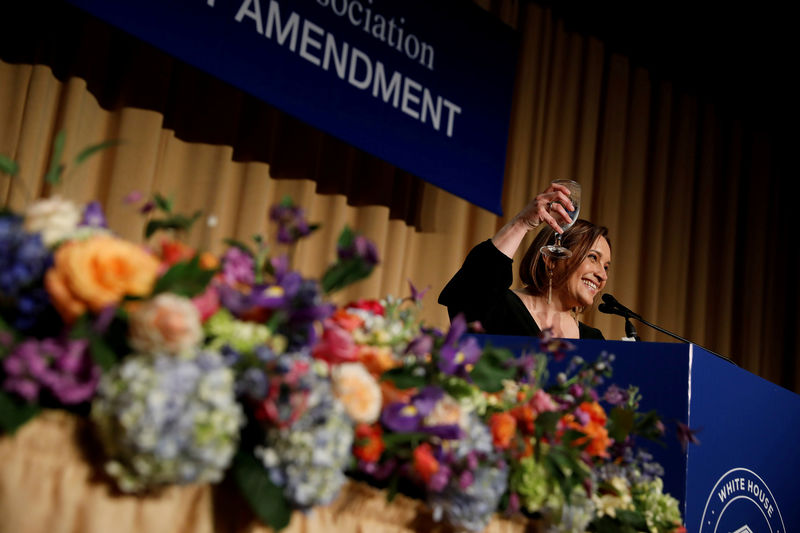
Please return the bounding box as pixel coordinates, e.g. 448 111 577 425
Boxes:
563 236 611 308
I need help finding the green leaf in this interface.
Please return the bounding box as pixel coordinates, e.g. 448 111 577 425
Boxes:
152 255 216 297
44 129 66 185
614 509 648 529
608 406 635 442
381 367 427 389
0 390 40 435
320 258 373 294
279 195 294 208
74 139 121 165
0 154 19 176
88 336 118 371
336 225 355 248
534 411 561 435
68 314 118 371
441 378 476 400
589 515 640 533
232 449 291 530
144 211 202 238
469 346 515 392
381 432 430 448
153 193 173 213
223 238 255 258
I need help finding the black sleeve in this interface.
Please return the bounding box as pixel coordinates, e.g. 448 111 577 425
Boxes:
578 322 605 340
438 239 514 323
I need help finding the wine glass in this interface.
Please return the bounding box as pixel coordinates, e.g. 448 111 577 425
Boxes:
540 179 581 259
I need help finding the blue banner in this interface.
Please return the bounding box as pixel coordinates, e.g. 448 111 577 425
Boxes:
63 0 518 215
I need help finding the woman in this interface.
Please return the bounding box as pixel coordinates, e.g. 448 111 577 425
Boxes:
438 183 611 339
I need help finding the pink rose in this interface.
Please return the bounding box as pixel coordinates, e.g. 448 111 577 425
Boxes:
312 318 358 364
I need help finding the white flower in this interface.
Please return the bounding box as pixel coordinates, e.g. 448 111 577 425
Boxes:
330 362 382 424
24 195 82 247
128 293 203 355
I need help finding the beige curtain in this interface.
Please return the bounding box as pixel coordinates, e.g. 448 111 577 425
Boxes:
1 0 796 397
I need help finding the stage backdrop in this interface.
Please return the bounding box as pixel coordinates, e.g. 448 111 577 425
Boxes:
62 0 517 216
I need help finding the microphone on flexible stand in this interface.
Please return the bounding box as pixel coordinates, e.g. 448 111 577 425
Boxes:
598 293 689 343
596 293 736 364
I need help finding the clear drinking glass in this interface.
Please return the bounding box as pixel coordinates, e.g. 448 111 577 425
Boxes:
540 179 581 259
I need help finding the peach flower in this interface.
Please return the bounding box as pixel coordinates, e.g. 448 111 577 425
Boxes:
44 235 160 323
424 393 465 429
331 362 382 424
128 293 203 355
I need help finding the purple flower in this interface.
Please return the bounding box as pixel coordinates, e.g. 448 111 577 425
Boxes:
429 463 452 492
408 280 430 303
381 387 443 432
216 284 254 317
603 384 628 405
337 234 379 266
269 201 313 244
438 336 481 378
123 190 143 204
381 387 462 439
676 421 701 451
221 247 255 286
538 328 575 362
458 470 474 490
444 314 467 345
2 338 100 404
405 333 433 357
80 201 108 228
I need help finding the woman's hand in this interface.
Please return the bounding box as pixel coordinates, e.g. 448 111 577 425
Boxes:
513 182 575 234
491 182 576 258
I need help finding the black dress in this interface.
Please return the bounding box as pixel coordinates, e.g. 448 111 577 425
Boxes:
438 239 604 340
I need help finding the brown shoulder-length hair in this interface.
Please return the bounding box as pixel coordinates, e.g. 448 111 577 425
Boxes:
519 219 611 296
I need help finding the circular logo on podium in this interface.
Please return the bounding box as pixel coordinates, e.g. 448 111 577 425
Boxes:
699 468 785 533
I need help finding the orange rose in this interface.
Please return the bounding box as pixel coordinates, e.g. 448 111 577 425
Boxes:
489 412 517 449
330 308 364 332
412 442 439 483
560 402 612 458
45 235 160 323
511 404 536 435
358 345 397 376
353 423 385 463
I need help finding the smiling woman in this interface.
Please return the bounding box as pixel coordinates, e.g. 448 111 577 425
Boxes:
438 183 611 340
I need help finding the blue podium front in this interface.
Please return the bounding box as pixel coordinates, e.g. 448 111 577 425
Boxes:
474 337 800 532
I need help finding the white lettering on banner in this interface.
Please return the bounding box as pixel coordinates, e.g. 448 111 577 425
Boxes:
700 468 785 533
299 19 324 66
238 0 461 138
315 0 434 70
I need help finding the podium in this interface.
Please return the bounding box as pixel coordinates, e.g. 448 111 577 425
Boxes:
475 337 800 533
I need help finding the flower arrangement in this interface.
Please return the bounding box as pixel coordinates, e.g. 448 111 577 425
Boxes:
0 137 689 532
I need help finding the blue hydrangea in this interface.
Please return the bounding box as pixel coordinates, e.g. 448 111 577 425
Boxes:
0 215 57 333
90 350 244 492
428 414 508 531
254 356 353 509
429 465 508 532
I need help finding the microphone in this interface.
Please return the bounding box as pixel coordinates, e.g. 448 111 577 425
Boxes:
598 292 685 341
598 294 641 341
596 293 736 364
599 293 641 320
